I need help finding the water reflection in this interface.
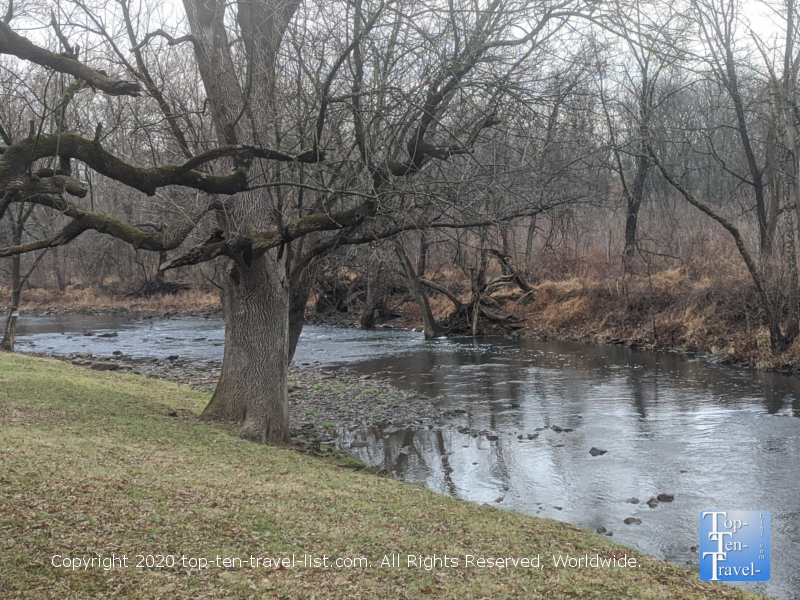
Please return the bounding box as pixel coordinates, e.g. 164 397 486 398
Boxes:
9 317 800 599
337 338 799 600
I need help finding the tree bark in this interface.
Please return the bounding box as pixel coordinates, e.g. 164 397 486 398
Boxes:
0 21 141 96
201 252 290 443
623 153 649 258
1 204 29 351
525 215 536 265
360 261 382 330
781 186 799 344
396 244 446 338
417 231 428 279
287 265 314 364
0 254 20 351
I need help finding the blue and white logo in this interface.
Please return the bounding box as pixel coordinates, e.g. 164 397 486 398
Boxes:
699 511 770 581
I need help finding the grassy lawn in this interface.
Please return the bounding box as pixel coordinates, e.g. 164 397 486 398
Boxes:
0 352 768 599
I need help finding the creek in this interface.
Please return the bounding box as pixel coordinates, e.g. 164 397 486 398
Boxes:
10 313 800 599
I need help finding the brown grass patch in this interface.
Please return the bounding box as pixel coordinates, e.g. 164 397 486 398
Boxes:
1 285 220 313
540 296 594 329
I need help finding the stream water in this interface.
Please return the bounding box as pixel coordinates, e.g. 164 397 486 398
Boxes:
8 313 800 599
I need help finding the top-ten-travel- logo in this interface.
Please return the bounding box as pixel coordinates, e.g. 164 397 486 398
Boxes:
699 511 770 581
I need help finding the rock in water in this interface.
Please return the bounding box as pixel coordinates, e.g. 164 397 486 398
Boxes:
589 447 607 456
656 493 674 502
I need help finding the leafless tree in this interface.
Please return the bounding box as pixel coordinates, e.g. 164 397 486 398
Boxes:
0 0 595 441
645 0 800 351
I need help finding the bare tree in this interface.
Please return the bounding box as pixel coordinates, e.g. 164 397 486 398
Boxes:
0 0 593 442
600 1 685 260
644 0 800 351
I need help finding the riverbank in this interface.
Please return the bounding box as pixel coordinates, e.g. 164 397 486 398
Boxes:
4 259 798 373
0 286 221 316
0 352 767 600
26 350 448 441
389 264 793 369
348 262 800 373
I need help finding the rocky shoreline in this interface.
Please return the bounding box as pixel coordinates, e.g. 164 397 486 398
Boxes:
30 350 449 443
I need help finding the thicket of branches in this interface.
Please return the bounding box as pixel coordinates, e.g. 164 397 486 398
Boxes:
5 0 800 438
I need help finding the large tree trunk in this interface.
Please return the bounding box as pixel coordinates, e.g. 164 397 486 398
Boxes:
201 252 290 443
182 0 301 442
0 254 20 351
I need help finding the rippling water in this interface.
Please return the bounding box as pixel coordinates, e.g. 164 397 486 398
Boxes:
10 315 800 599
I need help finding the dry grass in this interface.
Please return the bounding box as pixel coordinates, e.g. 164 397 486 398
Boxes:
0 353 768 600
540 296 593 329
505 261 771 365
0 286 220 313
389 255 777 367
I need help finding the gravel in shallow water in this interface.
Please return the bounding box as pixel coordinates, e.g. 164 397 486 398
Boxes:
32 352 448 438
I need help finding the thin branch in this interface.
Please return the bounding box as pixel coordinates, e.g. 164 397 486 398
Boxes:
130 29 197 52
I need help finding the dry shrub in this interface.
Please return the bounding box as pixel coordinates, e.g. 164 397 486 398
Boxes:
528 247 624 283
395 300 422 329
653 306 717 348
535 278 592 304
622 278 677 315
649 266 688 290
433 266 471 296
510 252 767 360
102 276 122 287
